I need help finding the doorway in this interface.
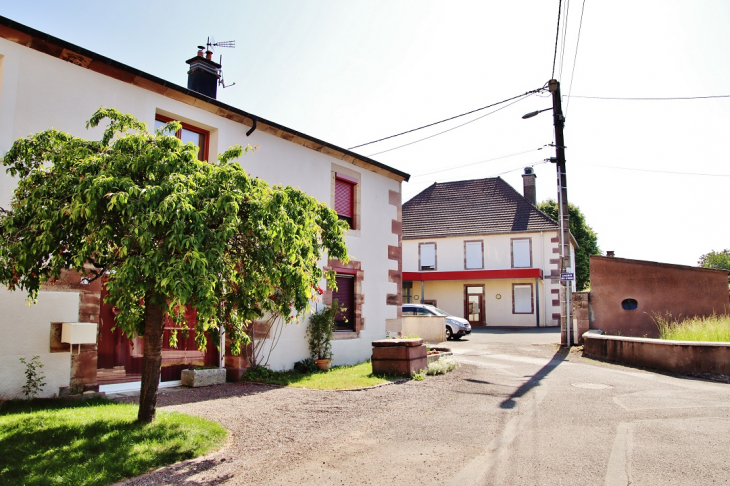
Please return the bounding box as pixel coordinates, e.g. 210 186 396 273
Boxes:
465 285 485 326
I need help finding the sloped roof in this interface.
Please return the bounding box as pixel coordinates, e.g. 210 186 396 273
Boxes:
403 177 559 239
0 15 409 183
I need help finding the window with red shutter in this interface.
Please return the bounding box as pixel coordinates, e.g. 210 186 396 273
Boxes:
334 174 357 228
333 274 355 331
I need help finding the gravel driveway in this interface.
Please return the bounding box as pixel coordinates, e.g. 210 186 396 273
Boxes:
116 362 499 486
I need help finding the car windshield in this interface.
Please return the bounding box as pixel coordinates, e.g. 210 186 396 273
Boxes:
426 306 451 317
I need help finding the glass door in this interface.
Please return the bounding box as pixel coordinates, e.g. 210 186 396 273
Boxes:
465 285 485 326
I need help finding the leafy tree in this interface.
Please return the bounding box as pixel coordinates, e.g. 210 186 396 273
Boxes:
0 109 348 422
537 199 600 291
698 249 730 283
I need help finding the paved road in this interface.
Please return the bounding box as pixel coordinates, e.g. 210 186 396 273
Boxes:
448 328 730 485
123 328 730 485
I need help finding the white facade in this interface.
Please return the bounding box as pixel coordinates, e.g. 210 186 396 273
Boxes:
403 231 576 327
0 26 405 398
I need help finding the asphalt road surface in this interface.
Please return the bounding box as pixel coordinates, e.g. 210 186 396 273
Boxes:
122 327 730 485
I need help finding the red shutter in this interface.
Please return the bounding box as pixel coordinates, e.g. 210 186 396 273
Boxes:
335 178 354 218
333 275 355 330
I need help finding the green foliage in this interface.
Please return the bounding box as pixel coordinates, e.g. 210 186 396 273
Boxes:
0 109 349 419
426 356 458 375
0 398 226 486
698 249 730 284
293 358 319 374
306 301 341 360
537 199 600 291
18 356 46 399
654 313 730 342
412 369 426 381
0 108 348 347
240 361 396 389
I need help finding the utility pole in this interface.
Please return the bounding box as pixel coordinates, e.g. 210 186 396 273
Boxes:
549 79 573 346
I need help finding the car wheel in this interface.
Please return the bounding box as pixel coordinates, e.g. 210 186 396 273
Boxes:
445 327 453 341
453 334 463 341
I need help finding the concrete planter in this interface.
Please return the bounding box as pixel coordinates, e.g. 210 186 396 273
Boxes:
181 368 226 387
371 338 427 377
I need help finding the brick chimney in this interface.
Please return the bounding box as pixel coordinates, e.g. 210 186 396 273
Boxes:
186 47 221 99
522 167 537 205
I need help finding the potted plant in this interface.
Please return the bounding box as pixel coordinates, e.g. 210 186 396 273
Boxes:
306 301 342 371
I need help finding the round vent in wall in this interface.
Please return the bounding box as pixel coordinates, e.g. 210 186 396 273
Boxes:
621 298 638 311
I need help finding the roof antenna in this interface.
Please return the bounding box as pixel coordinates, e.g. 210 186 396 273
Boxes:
206 37 237 89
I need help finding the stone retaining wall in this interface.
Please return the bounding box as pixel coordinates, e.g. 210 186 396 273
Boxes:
582 330 730 375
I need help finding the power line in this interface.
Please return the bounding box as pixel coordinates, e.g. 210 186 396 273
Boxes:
565 0 587 116
551 0 563 79
366 93 537 157
567 94 730 101
406 159 552 188
411 146 546 178
348 88 546 151
558 0 570 82
582 164 730 177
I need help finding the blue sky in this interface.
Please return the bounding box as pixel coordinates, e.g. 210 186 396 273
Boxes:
2 1 729 267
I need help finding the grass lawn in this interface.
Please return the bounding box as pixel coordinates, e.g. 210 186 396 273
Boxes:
241 361 399 390
656 313 730 342
0 398 226 486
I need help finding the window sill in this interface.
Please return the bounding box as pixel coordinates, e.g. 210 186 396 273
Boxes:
332 331 359 340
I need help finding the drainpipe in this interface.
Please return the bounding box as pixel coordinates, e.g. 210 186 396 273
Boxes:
421 280 425 303
535 277 540 327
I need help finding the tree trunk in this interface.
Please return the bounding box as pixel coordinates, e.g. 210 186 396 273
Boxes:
137 290 165 423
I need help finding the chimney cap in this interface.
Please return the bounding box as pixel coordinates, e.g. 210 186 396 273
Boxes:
523 167 535 176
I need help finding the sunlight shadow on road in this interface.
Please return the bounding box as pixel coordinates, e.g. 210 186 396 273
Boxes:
500 347 568 409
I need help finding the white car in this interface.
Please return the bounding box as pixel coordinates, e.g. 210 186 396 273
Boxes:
402 304 472 340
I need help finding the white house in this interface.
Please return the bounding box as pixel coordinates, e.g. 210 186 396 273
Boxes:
0 16 408 398
402 170 575 328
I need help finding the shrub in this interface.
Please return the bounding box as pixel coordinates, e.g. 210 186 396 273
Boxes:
427 356 458 375
293 358 319 374
18 356 46 399
307 301 343 360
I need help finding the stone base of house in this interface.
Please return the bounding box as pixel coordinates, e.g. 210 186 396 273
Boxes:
181 368 227 387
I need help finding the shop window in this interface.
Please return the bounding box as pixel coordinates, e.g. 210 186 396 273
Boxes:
155 114 209 161
402 281 412 304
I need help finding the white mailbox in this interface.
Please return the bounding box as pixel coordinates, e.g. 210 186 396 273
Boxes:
61 322 98 345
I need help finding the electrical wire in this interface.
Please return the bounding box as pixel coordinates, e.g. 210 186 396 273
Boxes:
411 146 546 178
558 0 570 82
406 159 552 188
581 164 730 177
365 93 537 157
567 94 730 100
348 87 545 150
551 0 563 79
565 0 587 116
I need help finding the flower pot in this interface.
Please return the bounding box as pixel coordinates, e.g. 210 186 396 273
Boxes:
315 359 332 371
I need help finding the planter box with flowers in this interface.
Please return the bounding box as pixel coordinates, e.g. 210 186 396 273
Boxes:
426 346 453 365
181 367 227 387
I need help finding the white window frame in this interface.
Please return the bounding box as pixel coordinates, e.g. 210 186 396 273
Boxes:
512 284 534 314
464 240 483 270
511 238 532 268
419 242 436 271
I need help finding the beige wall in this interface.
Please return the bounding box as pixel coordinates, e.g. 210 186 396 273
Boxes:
403 231 566 326
0 290 79 399
0 36 402 391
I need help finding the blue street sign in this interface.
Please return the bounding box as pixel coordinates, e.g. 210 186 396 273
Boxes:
560 273 575 281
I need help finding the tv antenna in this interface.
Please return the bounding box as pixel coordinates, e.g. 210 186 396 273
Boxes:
202 36 236 89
